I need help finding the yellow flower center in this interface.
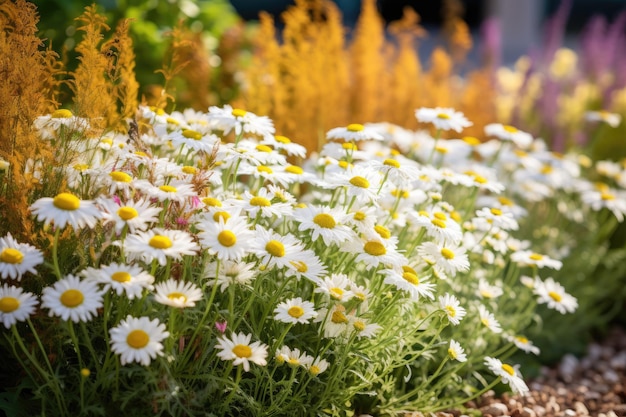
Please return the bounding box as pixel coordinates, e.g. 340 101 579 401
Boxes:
275 135 291 144
501 363 516 376
0 297 19 313
182 129 202 140
126 329 149 349
347 123 364 132
353 211 366 221
435 145 448 154
448 348 457 359
374 225 391 239
349 176 370 188
436 113 450 120
117 206 138 221
445 306 456 318
490 208 503 216
257 165 273 174
529 253 543 261
285 165 303 175
231 108 247 118
232 344 252 358
111 271 131 283
364 241 386 256
60 289 84 308
462 136 481 146
256 144 272 153
166 117 180 125
167 292 187 302
0 248 24 264
159 185 177 193
265 240 285 257
80 368 91 377
353 321 366 331
313 213 336 229
73 163 89 172
329 287 344 299
431 219 447 228
310 365 321 375
548 291 562 302
287 306 304 318
601 192 616 201
337 160 352 170
503 125 518 133
149 235 173 249
290 260 308 273
383 158 400 168
541 164 553 174
331 310 349 324
110 171 132 183
53 193 80 211
402 265 417 274
498 197 514 206
391 189 410 199
182 166 197 175
51 109 73 118
402 272 419 285
515 336 529 344
250 196 271 207
342 142 358 151
203 197 222 207
440 248 455 260
218 230 237 247
213 211 231 222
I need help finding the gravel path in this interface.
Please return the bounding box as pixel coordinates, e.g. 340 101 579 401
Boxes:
445 327 626 417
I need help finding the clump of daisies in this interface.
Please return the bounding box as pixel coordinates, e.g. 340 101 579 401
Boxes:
1 103 624 417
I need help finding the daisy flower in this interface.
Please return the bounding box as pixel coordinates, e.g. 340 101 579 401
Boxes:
381 266 436 302
99 198 162 235
306 357 330 376
82 263 154 299
208 105 275 139
533 277 578 314
136 179 197 204
109 315 169 366
0 233 44 281
349 315 381 339
580 186 626 221
510 250 562 270
205 260 256 292
439 293 466 325
215 332 268 372
417 241 470 278
122 228 199 266
100 170 136 198
448 339 467 362
315 273 355 302
476 278 504 299
409 210 463 245
484 123 533 148
315 304 350 339
341 237 406 271
197 216 254 262
477 304 502 333
250 226 304 270
326 123 385 142
274 297 318 324
286 249 328 285
33 109 90 139
0 284 38 328
474 207 519 231
585 110 622 127
235 188 293 219
31 192 103 230
41 275 103 323
292 205 355 246
275 346 314 368
261 135 307 158
333 165 383 206
154 279 203 309
508 334 540 355
415 107 472 132
169 128 219 153
484 356 529 396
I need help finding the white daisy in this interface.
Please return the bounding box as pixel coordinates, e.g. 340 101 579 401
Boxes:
448 339 467 362
99 198 162 235
315 304 350 339
484 356 529 396
585 110 622 127
208 105 275 140
330 165 383 206
326 123 385 142
417 241 470 278
204 260 256 292
533 277 578 314
580 186 626 221
41 274 103 322
306 357 330 376
274 297 318 324
415 107 472 132
31 192 103 230
477 304 502 333
169 128 219 153
215 332 269 372
275 346 314 368
235 188 293 220
250 226 304 270
136 179 198 204
261 135 307 158
315 274 355 302
439 293 466 325
474 207 519 231
82 263 154 299
484 123 533 148
340 237 406 271
508 335 540 355
381 266 436 303
510 250 562 270
0 284 38 328
153 279 202 309
109 315 169 366
0 233 44 281
122 228 199 266
292 205 355 246
348 315 381 339
476 278 503 299
285 249 328 285
197 216 254 262
409 210 463 245
100 170 136 198
33 109 90 139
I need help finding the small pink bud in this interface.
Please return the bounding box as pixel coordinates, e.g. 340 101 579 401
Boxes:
215 320 227 333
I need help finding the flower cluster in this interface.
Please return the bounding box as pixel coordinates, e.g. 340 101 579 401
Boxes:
1 103 624 416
